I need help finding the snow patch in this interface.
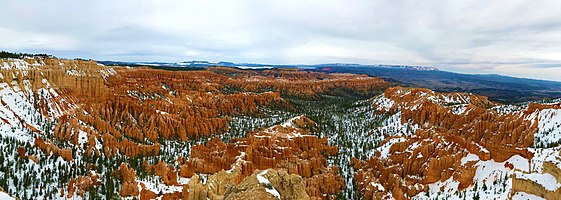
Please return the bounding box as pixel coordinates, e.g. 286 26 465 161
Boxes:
0 192 15 200
514 171 561 191
377 137 406 159
256 170 281 199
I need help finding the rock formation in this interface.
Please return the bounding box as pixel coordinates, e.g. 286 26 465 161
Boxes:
1 56 390 199
179 116 344 199
353 86 557 199
223 169 310 200
115 162 140 197
135 116 343 199
512 161 561 199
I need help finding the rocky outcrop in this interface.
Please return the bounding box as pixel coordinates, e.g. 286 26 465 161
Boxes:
512 161 561 199
544 161 561 183
178 116 343 199
115 162 139 197
382 87 536 157
353 86 551 199
139 183 158 200
512 178 550 197
525 102 561 114
147 161 179 186
352 131 471 199
17 146 25 159
511 176 561 199
66 173 100 198
223 169 310 200
134 117 340 200
34 137 73 161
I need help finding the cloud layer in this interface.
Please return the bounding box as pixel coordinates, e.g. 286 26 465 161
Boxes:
2 0 561 81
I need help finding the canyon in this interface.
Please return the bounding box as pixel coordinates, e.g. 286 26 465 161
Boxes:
0 56 560 200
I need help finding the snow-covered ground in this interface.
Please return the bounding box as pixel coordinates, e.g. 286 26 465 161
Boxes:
137 179 186 195
512 192 545 200
514 171 561 191
414 155 528 200
535 109 561 147
0 192 15 200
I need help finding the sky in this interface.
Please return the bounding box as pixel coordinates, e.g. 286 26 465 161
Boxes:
1 0 561 81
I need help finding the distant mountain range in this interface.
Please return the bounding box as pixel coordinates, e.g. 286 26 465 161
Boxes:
98 60 561 103
99 60 439 71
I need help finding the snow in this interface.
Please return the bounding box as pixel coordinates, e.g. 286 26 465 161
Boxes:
99 68 116 78
227 152 246 173
2 60 31 70
177 177 190 185
256 170 270 184
156 110 169 115
421 177 460 197
281 116 301 127
0 82 42 128
460 153 479 165
234 66 274 70
375 111 419 137
258 115 311 139
451 105 468 115
373 95 395 112
474 143 490 154
530 147 561 171
95 137 103 150
535 109 561 147
0 192 15 200
512 192 545 200
377 137 406 159
514 171 561 191
370 182 385 191
66 69 86 76
256 170 281 199
138 180 184 195
414 154 529 200
474 155 529 180
78 130 88 146
0 81 48 141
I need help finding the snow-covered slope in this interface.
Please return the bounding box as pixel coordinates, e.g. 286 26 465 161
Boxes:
535 109 561 147
0 58 112 199
0 59 72 142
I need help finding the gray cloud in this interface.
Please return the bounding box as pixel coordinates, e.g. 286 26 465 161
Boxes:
1 0 561 81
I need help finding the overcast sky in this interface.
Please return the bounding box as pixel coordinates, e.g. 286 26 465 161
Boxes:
2 0 561 81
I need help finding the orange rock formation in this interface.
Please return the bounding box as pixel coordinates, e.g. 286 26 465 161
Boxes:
353 86 541 199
